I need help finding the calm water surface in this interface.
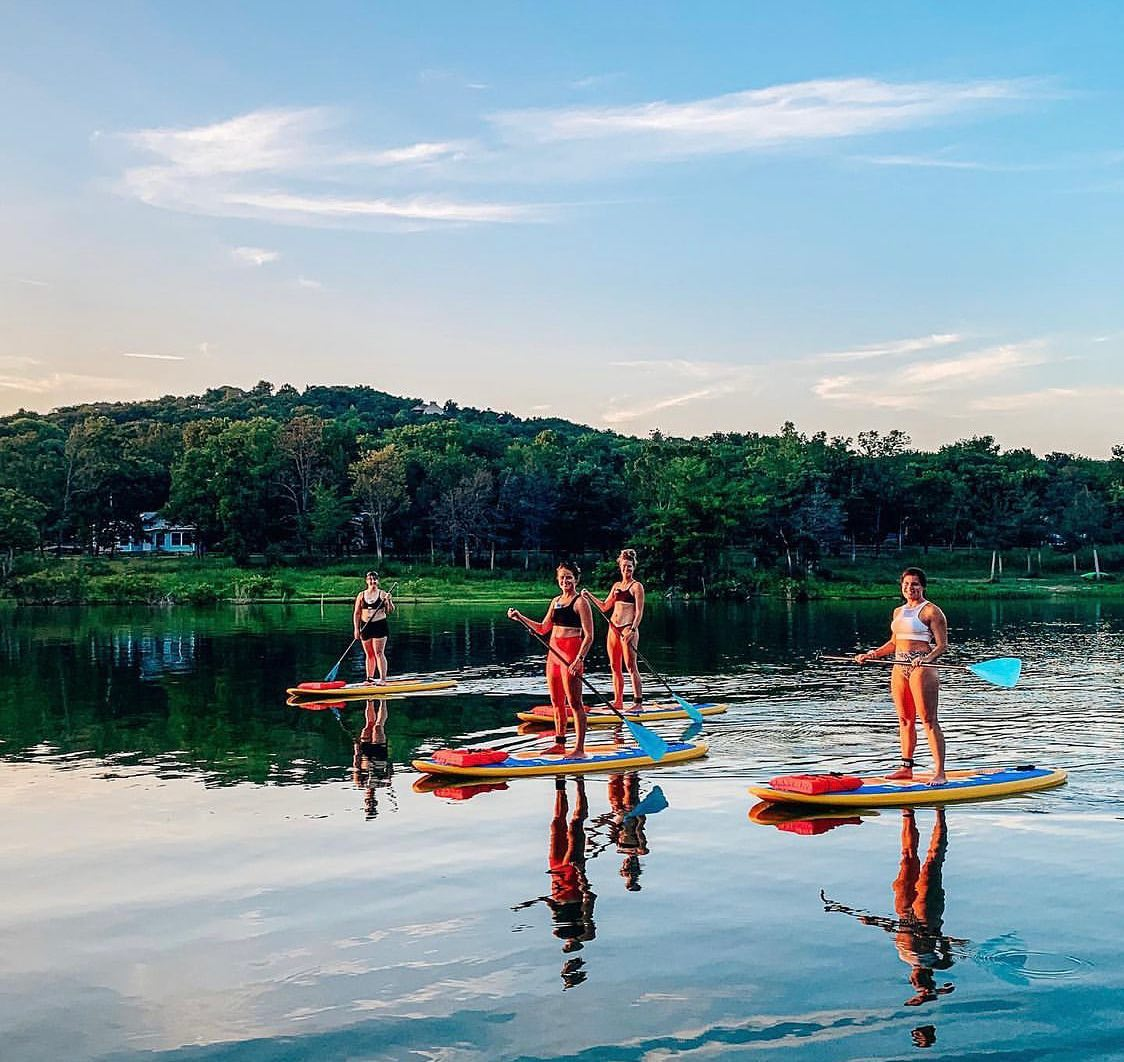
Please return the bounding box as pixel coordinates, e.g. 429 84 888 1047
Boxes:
1 597 1122 1060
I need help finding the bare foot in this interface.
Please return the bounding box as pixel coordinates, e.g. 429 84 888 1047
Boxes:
928 774 948 786
565 747 587 758
542 743 566 756
886 766 914 780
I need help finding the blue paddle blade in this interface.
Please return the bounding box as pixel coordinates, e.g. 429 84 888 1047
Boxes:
325 662 342 681
967 657 1022 688
625 719 669 761
672 692 706 724
625 785 668 819
680 721 704 742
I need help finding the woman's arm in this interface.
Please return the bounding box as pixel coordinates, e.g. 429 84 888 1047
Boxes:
855 636 896 663
631 581 645 628
353 593 364 634
581 587 610 612
920 605 949 663
382 590 395 614
573 597 595 672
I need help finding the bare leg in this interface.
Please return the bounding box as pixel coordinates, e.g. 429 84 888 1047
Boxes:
607 631 625 709
372 636 389 683
565 670 587 756
623 634 643 704
361 639 377 681
912 669 946 784
545 658 568 755
887 666 917 779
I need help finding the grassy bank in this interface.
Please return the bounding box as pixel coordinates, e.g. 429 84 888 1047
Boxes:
3 548 1121 606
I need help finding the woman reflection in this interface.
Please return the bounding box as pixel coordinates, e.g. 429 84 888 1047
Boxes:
352 699 394 819
607 773 650 891
822 809 956 1009
513 778 597 990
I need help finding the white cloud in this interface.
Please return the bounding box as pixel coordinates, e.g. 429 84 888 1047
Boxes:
813 333 963 362
0 355 41 368
121 352 185 361
231 246 280 266
14 277 50 287
120 108 538 229
601 358 757 424
296 276 323 290
0 371 131 394
491 76 1046 159
813 341 1050 411
970 386 1124 412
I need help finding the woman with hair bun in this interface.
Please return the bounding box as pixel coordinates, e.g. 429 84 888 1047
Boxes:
583 548 645 711
508 561 593 756
353 571 395 684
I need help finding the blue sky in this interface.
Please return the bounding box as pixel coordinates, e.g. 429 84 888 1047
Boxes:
3 2 1123 455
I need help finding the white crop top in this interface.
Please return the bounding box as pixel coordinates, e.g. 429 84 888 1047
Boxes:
891 601 932 641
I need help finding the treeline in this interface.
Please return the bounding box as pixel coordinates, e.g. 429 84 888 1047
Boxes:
1 381 1122 586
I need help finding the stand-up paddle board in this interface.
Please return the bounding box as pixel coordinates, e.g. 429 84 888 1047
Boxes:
516 702 727 726
413 738 708 779
749 765 1066 808
287 678 456 698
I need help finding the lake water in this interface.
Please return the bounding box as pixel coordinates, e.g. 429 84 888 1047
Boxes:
1 597 1122 1060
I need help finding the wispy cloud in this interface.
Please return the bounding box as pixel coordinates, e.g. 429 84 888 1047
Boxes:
813 341 1049 411
970 386 1124 412
296 276 323 290
813 333 962 362
120 108 538 229
0 371 131 394
0 355 41 368
855 153 1049 172
231 246 279 266
601 358 756 425
14 277 50 288
121 352 185 361
491 77 1047 159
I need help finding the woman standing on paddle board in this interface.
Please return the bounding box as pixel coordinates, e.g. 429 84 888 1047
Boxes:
582 548 645 710
854 567 949 785
508 561 593 756
353 571 395 684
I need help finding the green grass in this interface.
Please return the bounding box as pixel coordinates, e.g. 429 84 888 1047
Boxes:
4 547 1122 605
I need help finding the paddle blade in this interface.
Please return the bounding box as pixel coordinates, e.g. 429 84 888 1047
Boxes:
625 719 669 761
680 721 704 742
967 657 1022 688
625 785 668 819
672 692 706 724
324 661 342 682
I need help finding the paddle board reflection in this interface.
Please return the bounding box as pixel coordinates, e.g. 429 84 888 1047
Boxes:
350 700 396 818
513 778 598 990
822 808 957 1047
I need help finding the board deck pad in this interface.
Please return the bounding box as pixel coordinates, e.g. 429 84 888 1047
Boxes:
749 766 1066 807
413 738 708 778
516 702 727 725
287 678 456 698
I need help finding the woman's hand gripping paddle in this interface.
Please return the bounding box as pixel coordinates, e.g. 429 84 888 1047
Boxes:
509 615 670 761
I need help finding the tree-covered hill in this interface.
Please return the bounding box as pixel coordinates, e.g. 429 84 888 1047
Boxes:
1 381 1121 588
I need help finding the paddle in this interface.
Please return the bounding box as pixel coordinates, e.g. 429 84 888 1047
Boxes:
624 784 668 820
509 616 670 761
821 654 1022 689
584 598 706 724
324 639 356 682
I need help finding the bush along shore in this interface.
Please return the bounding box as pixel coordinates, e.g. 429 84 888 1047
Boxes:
3 548 1121 606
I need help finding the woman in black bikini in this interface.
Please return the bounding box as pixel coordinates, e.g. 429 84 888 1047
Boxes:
353 571 395 684
583 548 645 711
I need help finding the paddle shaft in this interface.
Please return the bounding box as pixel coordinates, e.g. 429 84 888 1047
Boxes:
325 638 357 681
586 599 705 722
823 654 963 670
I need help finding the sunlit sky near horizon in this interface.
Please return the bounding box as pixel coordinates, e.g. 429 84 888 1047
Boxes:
3 2 1123 456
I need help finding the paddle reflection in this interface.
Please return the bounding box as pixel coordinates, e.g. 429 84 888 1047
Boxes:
349 700 396 819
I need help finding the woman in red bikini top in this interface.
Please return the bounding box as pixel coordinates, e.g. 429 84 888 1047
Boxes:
583 548 645 711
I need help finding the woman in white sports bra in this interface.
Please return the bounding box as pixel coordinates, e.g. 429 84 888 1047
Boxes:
854 567 949 785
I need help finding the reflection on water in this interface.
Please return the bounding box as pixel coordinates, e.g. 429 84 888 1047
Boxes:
1 598 1122 1059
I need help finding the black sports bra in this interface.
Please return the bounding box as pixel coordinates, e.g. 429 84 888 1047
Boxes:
552 597 581 627
612 583 636 604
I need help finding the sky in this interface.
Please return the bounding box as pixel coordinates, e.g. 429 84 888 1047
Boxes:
2 2 1123 456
